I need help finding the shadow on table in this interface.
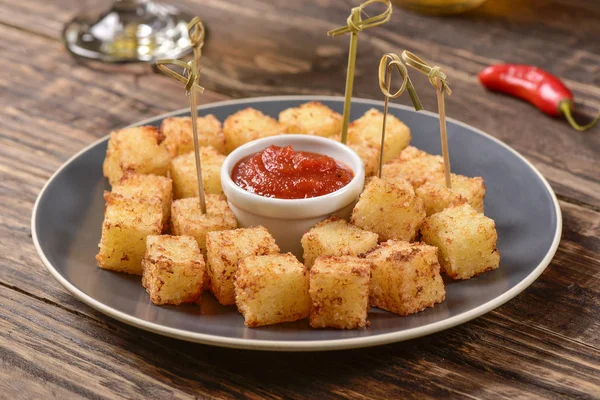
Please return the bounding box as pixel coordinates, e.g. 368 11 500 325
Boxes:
104 315 466 396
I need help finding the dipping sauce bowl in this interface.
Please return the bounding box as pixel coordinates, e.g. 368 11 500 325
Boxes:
221 134 365 257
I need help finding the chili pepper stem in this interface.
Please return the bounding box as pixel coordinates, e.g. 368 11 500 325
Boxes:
559 100 600 132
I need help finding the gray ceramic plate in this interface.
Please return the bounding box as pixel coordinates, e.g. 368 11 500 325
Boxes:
32 96 561 351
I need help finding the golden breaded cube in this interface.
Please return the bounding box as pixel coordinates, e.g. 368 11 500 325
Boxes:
160 115 226 156
418 173 485 214
351 177 426 242
96 193 162 275
141 235 205 305
309 256 371 329
352 143 380 177
206 226 280 306
103 126 173 186
365 240 445 315
415 182 466 216
169 147 225 198
420 204 500 280
112 172 172 232
170 195 237 255
382 146 444 188
279 101 342 137
223 108 287 153
391 145 426 162
235 253 311 327
332 134 380 177
301 216 378 268
347 108 411 163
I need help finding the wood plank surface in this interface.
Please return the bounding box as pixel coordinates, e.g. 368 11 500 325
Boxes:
1 0 599 207
1 0 600 398
2 285 600 400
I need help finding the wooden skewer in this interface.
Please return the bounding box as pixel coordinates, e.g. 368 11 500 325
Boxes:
339 10 360 146
379 64 392 178
156 59 207 214
187 17 208 213
401 50 452 188
188 75 207 214
435 81 452 188
187 16 205 75
328 0 393 145
377 53 423 178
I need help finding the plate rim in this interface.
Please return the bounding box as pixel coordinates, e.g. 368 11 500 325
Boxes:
31 95 563 351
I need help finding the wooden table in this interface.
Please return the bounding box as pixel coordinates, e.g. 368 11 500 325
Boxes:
1 0 599 398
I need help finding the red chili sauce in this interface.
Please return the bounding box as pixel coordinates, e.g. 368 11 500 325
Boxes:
231 145 353 199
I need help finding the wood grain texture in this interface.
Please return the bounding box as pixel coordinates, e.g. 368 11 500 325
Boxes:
1 0 598 208
2 285 600 400
1 0 600 398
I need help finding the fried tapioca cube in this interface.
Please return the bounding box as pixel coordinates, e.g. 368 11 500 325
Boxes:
382 146 444 188
234 253 311 327
391 145 427 162
223 108 287 153
170 195 237 255
420 204 500 280
160 115 226 156
112 172 172 232
279 101 342 137
141 235 205 305
347 108 411 163
309 256 371 329
415 182 467 216
96 193 162 275
301 216 378 268
206 226 280 306
351 177 426 242
332 133 380 177
103 126 173 186
418 173 486 214
365 240 445 315
169 147 225 198
352 143 380 177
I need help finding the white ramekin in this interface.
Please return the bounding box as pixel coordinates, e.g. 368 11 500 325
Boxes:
221 134 365 258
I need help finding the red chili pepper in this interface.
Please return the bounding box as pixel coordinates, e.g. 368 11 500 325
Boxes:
478 64 599 131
